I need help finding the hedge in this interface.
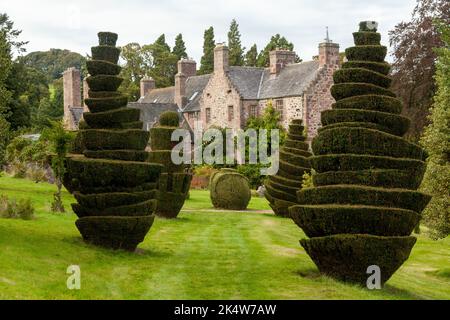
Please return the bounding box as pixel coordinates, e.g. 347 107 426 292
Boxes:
72 199 157 218
345 45 387 62
83 150 149 162
86 75 123 92
290 205 420 238
210 169 251 210
332 94 402 114
296 185 431 213
76 215 154 251
86 60 121 76
98 32 118 46
63 32 161 251
342 61 391 75
65 157 162 190
82 129 150 151
312 168 425 189
300 235 416 285
312 127 427 160
333 68 391 88
310 154 426 173
148 111 192 218
352 32 381 45
149 126 179 151
290 21 430 285
331 83 396 101
359 21 378 32
83 107 140 127
264 120 311 216
159 111 180 127
91 46 121 64
321 109 410 136
73 190 157 210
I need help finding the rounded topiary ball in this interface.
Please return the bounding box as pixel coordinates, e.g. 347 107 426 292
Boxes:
210 169 251 210
159 111 180 127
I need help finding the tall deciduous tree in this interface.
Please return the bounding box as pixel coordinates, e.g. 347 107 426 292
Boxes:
256 34 301 67
173 33 188 61
227 19 245 66
244 44 258 67
199 27 215 75
389 0 450 141
420 20 450 239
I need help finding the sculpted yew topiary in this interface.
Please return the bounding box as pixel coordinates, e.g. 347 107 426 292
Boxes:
210 168 251 210
63 32 162 251
289 21 431 285
264 119 311 217
148 111 192 218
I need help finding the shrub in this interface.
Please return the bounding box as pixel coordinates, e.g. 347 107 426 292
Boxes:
0 196 35 220
289 21 430 285
63 32 162 251
148 111 192 218
210 168 251 210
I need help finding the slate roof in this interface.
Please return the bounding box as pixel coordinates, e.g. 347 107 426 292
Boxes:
136 60 320 113
128 102 179 129
183 74 211 112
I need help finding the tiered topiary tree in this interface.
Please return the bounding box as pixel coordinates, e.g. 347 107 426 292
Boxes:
148 111 192 218
264 119 311 217
63 32 162 251
289 21 431 285
210 168 251 210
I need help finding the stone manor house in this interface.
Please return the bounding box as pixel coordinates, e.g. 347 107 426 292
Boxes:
63 36 340 141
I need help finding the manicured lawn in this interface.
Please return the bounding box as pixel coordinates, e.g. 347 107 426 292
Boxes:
0 176 449 300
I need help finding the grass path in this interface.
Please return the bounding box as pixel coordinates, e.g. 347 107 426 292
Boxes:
0 177 449 299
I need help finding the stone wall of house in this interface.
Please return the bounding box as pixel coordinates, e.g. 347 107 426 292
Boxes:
258 96 304 129
200 71 242 131
303 63 339 141
63 67 82 130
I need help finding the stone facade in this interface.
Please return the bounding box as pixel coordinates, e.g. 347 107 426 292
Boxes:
64 36 340 143
63 67 83 130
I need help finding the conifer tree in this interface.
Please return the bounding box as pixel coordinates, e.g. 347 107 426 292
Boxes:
228 19 245 66
199 27 215 75
244 44 258 67
173 33 187 60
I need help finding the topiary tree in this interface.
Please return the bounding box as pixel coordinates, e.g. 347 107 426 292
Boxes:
210 168 251 210
289 21 431 285
148 111 192 218
264 119 311 217
63 32 163 251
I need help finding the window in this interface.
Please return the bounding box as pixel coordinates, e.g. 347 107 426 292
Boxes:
275 99 284 120
206 108 211 123
228 105 234 122
249 105 258 118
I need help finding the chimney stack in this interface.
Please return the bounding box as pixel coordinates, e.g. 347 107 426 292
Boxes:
318 27 340 67
269 49 297 78
214 43 229 73
63 67 81 130
178 58 197 78
175 72 187 107
140 77 155 98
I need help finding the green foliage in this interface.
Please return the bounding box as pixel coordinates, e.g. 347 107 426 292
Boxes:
149 112 192 218
159 110 180 127
210 169 251 210
291 21 430 285
173 33 188 60
228 19 245 66
148 35 178 88
256 34 301 67
264 119 311 217
0 195 35 220
199 27 215 75
244 44 258 67
420 20 450 239
0 116 10 167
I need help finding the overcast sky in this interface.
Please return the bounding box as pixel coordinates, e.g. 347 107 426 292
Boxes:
3 0 416 63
